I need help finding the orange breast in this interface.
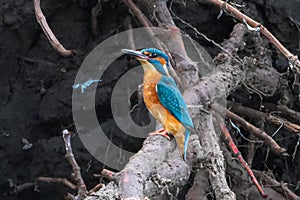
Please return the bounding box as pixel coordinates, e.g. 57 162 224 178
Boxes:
143 71 185 138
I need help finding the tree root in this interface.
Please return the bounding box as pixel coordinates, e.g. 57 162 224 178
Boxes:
33 0 75 56
207 0 300 73
254 170 300 200
212 103 288 156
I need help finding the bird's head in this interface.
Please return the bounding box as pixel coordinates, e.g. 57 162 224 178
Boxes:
122 48 171 76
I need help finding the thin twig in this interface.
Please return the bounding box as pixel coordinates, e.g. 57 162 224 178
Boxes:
247 134 256 166
207 0 300 72
88 183 105 194
212 103 288 155
214 114 268 198
264 103 300 125
62 130 87 199
169 1 243 65
8 179 37 195
8 176 77 195
254 170 300 200
33 0 75 56
229 102 300 134
100 169 117 181
122 0 153 27
91 0 102 37
125 16 136 50
36 177 77 190
292 134 300 161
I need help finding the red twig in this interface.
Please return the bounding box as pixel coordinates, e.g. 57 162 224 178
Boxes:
215 116 268 198
33 0 75 56
207 0 300 70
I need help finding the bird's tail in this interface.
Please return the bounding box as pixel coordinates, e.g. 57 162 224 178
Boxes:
174 128 191 160
183 129 191 160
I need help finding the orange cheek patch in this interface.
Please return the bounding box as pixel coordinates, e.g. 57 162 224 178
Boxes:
155 57 166 65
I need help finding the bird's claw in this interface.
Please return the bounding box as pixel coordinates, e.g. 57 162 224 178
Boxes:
149 128 171 140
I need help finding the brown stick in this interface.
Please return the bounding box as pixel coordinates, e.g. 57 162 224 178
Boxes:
122 0 153 27
91 0 102 37
254 170 300 200
88 183 105 194
207 0 300 70
62 130 87 199
100 169 117 181
229 103 300 134
212 103 287 155
33 0 74 56
246 134 256 166
215 115 267 198
36 177 77 190
125 16 136 50
8 179 36 195
264 103 300 125
8 176 77 195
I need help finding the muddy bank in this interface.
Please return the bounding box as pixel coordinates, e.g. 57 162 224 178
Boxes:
0 0 299 199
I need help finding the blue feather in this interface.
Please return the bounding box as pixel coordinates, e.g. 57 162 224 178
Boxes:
184 130 191 160
156 76 194 129
141 48 170 76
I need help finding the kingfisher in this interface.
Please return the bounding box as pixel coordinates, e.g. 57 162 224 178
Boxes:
121 48 194 160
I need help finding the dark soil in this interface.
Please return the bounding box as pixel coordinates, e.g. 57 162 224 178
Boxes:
0 0 299 199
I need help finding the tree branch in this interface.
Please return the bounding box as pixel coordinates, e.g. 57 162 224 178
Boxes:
33 0 75 56
212 103 287 156
63 130 87 199
254 170 300 200
207 0 300 72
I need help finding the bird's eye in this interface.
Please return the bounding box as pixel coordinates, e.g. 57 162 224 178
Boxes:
149 53 157 58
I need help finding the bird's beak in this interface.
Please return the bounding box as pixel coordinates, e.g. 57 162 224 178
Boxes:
121 49 148 60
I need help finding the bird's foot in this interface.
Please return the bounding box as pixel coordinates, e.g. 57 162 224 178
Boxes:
149 128 171 140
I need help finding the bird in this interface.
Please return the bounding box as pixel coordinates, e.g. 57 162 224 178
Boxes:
121 48 194 160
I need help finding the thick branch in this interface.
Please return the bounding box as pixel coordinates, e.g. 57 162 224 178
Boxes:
195 113 236 200
85 135 191 199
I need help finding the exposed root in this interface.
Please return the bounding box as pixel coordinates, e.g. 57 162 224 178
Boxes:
254 170 300 200
33 0 75 56
212 103 288 156
91 0 102 38
207 0 300 73
63 129 87 199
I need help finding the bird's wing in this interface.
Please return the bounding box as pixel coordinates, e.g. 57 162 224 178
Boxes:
156 77 194 129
